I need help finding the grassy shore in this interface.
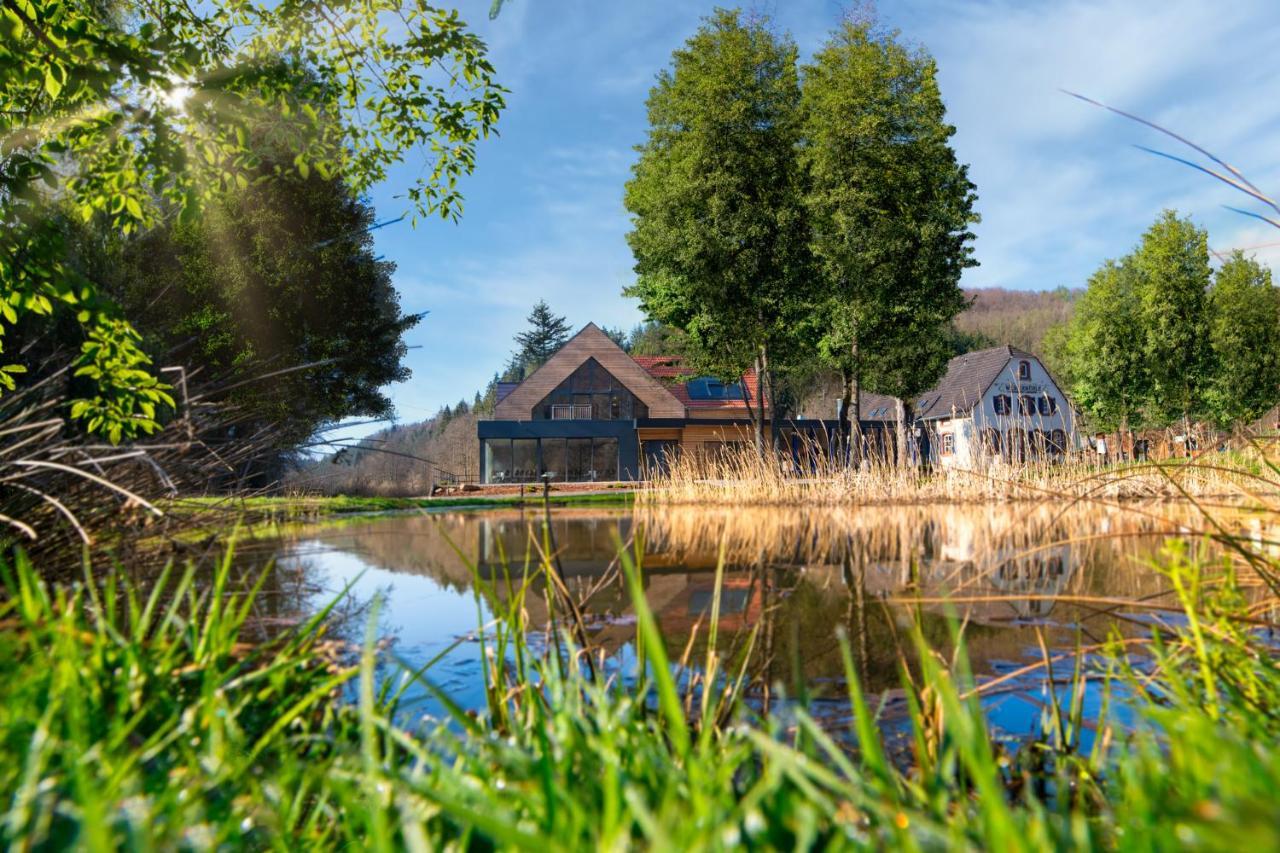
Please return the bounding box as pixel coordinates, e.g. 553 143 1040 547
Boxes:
169 489 635 519
3 528 1279 849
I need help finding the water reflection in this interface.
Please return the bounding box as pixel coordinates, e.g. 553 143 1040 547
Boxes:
241 501 1261 716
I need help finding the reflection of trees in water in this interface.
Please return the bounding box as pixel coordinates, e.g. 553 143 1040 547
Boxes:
216 542 393 651
243 501 1250 692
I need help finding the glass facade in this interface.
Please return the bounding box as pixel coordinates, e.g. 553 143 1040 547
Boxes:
482 436 621 483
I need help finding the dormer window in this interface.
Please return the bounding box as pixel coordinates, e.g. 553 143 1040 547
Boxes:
1018 360 1031 380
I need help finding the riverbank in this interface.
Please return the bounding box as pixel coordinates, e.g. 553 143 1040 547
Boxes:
2 533 1277 849
169 488 635 518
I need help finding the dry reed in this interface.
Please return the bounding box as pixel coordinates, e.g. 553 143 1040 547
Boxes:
637 434 1279 506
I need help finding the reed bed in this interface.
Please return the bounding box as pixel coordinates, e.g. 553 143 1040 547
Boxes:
638 438 1280 505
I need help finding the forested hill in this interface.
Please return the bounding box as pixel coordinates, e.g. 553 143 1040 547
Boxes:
289 287 1081 495
954 287 1082 357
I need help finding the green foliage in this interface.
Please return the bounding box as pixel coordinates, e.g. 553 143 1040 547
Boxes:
1056 210 1279 431
1133 210 1213 425
800 18 977 402
624 9 813 384
944 324 998 357
69 319 176 443
1204 252 1280 427
57 163 421 450
1 0 503 440
1056 258 1150 432
626 319 690 358
510 299 572 378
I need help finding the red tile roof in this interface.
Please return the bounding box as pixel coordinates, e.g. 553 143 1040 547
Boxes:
631 355 765 410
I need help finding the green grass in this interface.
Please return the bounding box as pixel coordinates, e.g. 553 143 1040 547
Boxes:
2 536 1280 849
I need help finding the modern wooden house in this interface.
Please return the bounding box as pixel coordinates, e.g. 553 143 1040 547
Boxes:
476 326 1078 483
479 323 782 482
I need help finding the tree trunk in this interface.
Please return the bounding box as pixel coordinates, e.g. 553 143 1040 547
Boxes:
761 343 781 452
837 366 853 465
895 398 914 468
752 349 766 458
850 335 863 469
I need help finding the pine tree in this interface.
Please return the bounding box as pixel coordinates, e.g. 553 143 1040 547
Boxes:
512 300 572 376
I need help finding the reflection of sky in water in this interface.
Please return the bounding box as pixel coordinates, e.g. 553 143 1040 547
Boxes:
259 503 1255 749
279 541 494 720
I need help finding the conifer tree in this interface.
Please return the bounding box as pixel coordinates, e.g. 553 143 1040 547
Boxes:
511 300 572 377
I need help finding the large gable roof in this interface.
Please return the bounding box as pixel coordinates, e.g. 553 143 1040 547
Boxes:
492 323 686 420
915 345 1039 420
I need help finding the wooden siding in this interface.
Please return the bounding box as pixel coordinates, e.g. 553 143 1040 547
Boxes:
637 428 682 441
493 324 686 421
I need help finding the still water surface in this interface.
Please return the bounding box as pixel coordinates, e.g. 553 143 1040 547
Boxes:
237 501 1266 741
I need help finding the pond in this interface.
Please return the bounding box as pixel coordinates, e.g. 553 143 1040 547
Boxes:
233 500 1273 747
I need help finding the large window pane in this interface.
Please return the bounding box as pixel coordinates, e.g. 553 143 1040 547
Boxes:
594 438 619 480
540 438 566 481
567 437 593 481
512 439 538 482
484 439 512 483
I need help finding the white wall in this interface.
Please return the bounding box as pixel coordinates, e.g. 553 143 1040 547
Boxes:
932 355 1078 467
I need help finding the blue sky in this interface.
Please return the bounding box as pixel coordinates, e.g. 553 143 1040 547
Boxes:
352 0 1280 433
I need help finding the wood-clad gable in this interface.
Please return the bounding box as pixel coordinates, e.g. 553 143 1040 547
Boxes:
493 323 686 421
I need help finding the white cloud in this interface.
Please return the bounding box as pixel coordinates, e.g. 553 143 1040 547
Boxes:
909 0 1280 287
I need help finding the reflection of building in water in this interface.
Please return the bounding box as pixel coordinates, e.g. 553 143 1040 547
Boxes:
479 512 636 576
282 504 1217 693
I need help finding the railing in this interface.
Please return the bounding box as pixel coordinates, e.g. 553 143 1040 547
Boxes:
550 404 593 420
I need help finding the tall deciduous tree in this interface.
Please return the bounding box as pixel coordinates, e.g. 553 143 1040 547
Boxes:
800 18 977 465
1 0 503 440
92 170 420 451
1205 252 1280 427
624 9 813 454
1056 258 1149 436
511 300 572 377
1133 210 1212 429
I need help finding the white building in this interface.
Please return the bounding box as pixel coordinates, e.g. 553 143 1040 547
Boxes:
913 345 1080 467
